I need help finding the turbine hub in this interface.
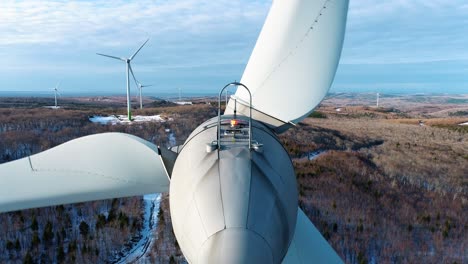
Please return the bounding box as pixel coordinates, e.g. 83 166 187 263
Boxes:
170 117 298 263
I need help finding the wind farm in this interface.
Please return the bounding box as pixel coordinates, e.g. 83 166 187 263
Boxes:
0 92 466 263
3 0 350 262
0 0 467 264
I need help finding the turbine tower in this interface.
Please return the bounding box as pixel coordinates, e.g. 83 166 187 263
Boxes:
129 67 152 109
137 83 152 109
97 39 149 120
376 92 380 108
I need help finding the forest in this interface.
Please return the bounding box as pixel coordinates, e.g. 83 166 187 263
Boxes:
0 96 466 263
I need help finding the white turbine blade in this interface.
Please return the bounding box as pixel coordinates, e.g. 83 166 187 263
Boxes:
128 64 140 88
129 38 149 60
0 133 170 213
56 81 61 90
282 208 343 264
96 53 125 61
226 0 349 131
142 84 153 88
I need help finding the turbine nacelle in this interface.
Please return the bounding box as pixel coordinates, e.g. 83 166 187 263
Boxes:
170 116 298 263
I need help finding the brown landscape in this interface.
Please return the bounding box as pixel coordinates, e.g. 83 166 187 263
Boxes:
0 93 466 263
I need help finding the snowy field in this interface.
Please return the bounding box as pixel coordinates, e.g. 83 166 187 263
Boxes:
89 115 168 125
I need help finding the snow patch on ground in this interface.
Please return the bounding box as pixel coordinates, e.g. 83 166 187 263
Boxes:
307 150 327 160
459 122 468 126
89 115 120 124
89 115 166 125
174 101 192 105
168 133 176 147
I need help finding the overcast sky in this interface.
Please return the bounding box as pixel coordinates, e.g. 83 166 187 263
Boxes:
0 0 467 95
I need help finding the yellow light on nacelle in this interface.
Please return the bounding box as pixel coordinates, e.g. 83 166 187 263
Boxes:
230 119 238 127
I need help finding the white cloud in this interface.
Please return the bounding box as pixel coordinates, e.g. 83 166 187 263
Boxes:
3 0 466 65
0 0 270 47
0 0 466 93
344 0 468 64
0 0 271 77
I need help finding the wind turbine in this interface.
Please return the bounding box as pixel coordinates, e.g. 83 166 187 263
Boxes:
53 82 60 108
137 83 152 109
97 39 149 120
376 92 380 108
129 67 152 109
0 1 349 263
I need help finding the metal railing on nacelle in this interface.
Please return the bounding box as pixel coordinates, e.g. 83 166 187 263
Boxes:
205 82 264 153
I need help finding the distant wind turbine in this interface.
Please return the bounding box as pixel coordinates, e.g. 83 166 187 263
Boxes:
53 82 61 108
97 39 149 120
129 68 152 109
376 92 380 108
